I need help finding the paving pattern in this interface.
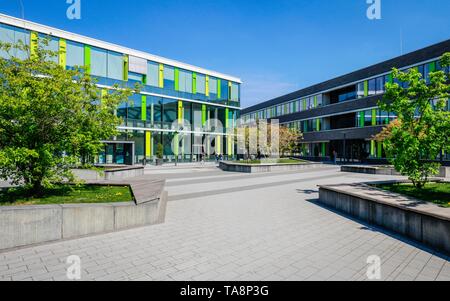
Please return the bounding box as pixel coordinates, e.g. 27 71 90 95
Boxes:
0 165 449 281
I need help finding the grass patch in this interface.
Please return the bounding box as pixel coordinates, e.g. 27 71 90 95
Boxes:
375 182 450 208
234 159 307 165
0 184 133 206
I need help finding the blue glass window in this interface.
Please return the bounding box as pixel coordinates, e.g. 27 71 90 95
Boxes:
127 93 141 120
164 65 175 90
196 74 206 95
66 40 84 68
220 80 229 100
38 34 59 63
209 77 217 99
231 83 239 102
107 51 123 81
0 24 30 60
179 69 192 93
147 61 159 87
90 47 107 78
0 24 15 59
128 71 143 83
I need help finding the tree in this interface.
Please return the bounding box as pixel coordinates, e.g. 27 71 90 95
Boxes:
0 38 135 195
378 53 450 188
278 126 303 157
237 121 303 159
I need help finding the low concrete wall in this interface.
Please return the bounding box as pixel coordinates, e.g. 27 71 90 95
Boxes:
71 166 145 182
219 161 324 173
341 165 450 178
318 184 450 255
0 185 167 251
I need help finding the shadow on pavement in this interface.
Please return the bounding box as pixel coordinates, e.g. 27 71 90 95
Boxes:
305 198 450 262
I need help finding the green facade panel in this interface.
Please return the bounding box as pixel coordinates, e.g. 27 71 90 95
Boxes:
84 45 91 74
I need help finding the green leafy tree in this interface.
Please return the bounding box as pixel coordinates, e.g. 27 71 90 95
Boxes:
379 53 450 188
0 38 135 195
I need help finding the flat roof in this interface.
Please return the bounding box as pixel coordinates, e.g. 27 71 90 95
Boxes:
0 13 242 84
242 38 450 114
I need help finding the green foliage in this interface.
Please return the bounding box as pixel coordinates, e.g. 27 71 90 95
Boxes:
376 182 450 208
0 38 136 195
156 143 164 159
379 53 450 188
0 185 133 206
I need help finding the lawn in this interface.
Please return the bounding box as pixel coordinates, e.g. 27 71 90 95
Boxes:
0 184 133 206
234 159 307 165
375 182 450 208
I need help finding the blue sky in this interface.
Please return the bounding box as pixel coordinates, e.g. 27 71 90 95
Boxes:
1 0 449 108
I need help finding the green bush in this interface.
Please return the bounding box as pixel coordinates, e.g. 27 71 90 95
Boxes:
156 143 164 159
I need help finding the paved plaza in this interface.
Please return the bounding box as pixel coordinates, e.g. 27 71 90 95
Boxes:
0 165 449 281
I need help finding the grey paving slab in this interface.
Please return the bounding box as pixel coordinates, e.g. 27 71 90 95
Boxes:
0 166 448 281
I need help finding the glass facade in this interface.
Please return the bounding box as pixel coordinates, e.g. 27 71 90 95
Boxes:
0 19 241 164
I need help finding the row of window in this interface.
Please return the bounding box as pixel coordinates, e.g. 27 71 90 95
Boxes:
0 23 240 104
244 58 449 121
245 94 323 122
284 118 328 133
355 110 397 127
116 95 238 132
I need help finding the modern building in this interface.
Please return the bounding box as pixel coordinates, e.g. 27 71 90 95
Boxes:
242 40 450 164
0 14 241 165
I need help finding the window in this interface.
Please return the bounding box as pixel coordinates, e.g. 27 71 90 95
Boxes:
417 65 425 78
179 70 192 93
316 95 323 107
276 105 282 117
364 110 372 126
128 72 143 83
37 34 59 63
220 80 229 100
66 40 84 68
163 98 177 127
378 110 390 125
0 24 30 60
90 47 107 78
357 82 365 98
14 27 30 60
197 74 206 95
164 65 175 90
231 83 239 102
107 51 124 81
0 24 14 59
127 93 142 120
147 61 159 87
209 77 217 96
376 76 384 94
368 79 376 96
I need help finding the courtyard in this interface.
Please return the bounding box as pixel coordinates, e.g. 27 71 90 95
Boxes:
0 165 449 281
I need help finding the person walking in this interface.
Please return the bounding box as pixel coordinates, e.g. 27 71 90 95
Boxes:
201 151 206 166
333 150 338 165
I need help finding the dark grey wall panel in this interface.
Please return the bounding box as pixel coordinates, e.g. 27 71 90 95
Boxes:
302 126 385 142
276 95 384 123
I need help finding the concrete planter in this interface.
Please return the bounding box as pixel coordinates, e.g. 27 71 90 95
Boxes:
219 161 323 173
0 183 167 252
318 182 450 255
71 166 144 182
341 165 450 178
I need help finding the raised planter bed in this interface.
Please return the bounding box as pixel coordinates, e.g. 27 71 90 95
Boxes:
219 160 324 173
318 181 450 255
341 165 450 178
71 166 145 181
0 180 167 252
